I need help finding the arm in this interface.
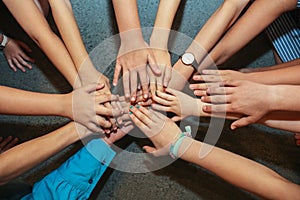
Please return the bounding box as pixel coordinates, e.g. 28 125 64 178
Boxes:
3 0 79 88
201 0 298 68
0 122 79 185
112 0 160 102
170 0 250 89
0 85 116 132
149 0 181 91
129 107 300 199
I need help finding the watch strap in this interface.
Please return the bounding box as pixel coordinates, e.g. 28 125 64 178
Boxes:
1 34 8 48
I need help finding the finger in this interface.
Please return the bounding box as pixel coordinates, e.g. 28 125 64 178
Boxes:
171 116 182 122
96 115 112 129
87 123 104 134
129 105 152 127
0 136 13 148
84 83 104 93
201 70 222 75
202 104 228 113
194 90 207 97
12 58 26 72
95 105 113 116
207 87 233 95
152 91 173 106
136 105 152 119
231 116 257 130
222 79 242 87
143 146 158 155
148 53 161 75
201 95 229 103
158 89 176 101
7 59 17 72
198 75 223 82
113 61 122 86
163 66 172 87
2 138 19 152
17 56 33 70
104 102 117 131
294 133 300 140
129 109 149 131
95 94 117 104
130 70 138 103
138 68 149 100
20 51 35 63
123 70 131 99
189 83 219 90
151 103 170 112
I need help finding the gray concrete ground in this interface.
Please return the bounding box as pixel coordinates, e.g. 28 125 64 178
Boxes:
0 0 299 199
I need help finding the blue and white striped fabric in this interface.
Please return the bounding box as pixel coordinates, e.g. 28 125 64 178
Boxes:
265 10 300 63
298 0 300 8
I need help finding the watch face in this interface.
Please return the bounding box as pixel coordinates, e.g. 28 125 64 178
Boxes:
182 52 195 65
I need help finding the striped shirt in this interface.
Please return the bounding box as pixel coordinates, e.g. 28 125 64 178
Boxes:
265 2 300 62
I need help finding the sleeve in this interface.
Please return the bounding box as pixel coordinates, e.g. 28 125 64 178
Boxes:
21 139 116 200
297 0 300 8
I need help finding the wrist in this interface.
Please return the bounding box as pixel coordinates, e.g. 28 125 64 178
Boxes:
266 85 279 111
60 93 73 119
120 29 144 45
150 29 170 50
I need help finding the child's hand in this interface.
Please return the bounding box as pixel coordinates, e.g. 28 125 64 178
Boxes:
3 38 34 72
152 88 199 121
70 84 121 133
129 105 181 156
113 40 161 103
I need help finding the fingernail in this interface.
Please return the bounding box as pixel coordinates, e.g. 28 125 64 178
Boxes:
136 105 140 109
144 94 148 99
130 105 134 109
129 111 133 115
131 97 135 102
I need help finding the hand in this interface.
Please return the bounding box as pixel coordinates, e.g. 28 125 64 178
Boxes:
201 80 273 130
190 70 248 96
148 48 172 95
129 105 181 156
3 38 34 72
113 40 161 102
71 83 120 133
102 121 134 146
152 88 199 121
0 136 19 153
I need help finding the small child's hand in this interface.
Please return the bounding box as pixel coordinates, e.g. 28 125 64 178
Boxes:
152 88 199 121
3 38 34 72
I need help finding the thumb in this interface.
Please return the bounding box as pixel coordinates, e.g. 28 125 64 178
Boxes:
231 116 257 130
18 41 32 53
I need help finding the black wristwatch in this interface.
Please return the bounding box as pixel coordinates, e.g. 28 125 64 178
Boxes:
180 52 198 68
0 34 8 50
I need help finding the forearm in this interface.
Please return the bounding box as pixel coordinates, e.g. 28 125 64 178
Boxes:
112 0 144 42
208 0 297 66
180 138 300 199
150 0 181 48
48 0 95 77
187 0 249 63
246 64 300 85
0 86 71 118
3 0 79 88
269 85 300 111
0 122 78 185
259 111 300 132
